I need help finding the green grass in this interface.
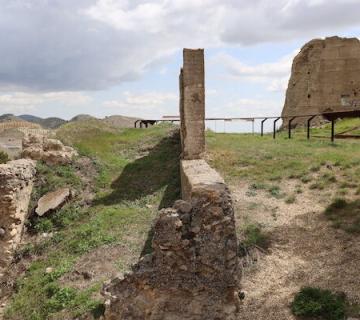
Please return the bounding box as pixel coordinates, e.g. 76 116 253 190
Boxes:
240 223 269 251
206 128 360 186
291 287 347 320
27 162 83 233
312 117 360 136
0 150 9 163
285 194 296 204
5 123 181 320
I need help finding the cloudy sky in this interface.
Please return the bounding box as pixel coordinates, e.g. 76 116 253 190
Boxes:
0 0 360 125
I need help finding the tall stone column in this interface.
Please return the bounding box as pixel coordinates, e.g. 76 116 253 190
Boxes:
180 49 205 160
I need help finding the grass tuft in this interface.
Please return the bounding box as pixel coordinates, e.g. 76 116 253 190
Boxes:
241 223 269 250
291 287 347 320
0 150 9 164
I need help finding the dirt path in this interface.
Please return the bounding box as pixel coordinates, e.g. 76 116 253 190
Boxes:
233 180 360 319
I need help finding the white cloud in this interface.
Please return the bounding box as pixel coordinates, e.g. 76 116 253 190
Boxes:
102 91 178 118
0 0 359 92
222 98 281 117
0 92 92 114
214 50 298 92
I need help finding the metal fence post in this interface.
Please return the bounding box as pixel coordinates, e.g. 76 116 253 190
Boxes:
261 118 268 136
331 119 335 142
288 117 296 139
273 117 281 139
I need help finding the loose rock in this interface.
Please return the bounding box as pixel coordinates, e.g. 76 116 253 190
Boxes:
36 188 71 216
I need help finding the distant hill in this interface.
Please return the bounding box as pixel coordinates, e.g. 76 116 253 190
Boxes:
0 113 141 130
41 117 67 129
18 114 67 129
70 114 97 122
0 114 22 122
18 114 43 123
103 115 140 128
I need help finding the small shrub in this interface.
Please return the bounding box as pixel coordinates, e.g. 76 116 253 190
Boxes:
34 219 54 233
291 287 346 320
301 175 312 184
0 150 9 164
268 185 281 198
269 175 282 182
295 187 303 194
337 188 348 196
309 182 325 190
320 173 337 183
285 194 296 204
242 223 269 250
249 182 267 190
245 190 257 197
310 165 321 172
339 181 357 189
45 287 77 313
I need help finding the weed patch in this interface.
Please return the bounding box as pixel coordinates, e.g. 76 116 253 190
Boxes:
0 150 9 163
241 223 269 250
285 194 296 204
291 287 347 320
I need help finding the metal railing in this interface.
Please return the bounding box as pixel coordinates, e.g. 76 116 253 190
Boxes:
134 109 360 142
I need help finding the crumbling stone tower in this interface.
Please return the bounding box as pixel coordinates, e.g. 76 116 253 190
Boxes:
282 36 360 126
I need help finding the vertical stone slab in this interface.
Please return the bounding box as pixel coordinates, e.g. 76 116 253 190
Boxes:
180 49 205 160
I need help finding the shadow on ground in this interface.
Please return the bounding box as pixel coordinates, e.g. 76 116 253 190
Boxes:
95 130 181 257
96 130 181 210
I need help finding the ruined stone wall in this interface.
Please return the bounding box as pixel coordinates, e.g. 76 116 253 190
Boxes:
22 133 78 165
180 49 205 160
282 36 360 126
103 196 239 320
102 49 239 320
0 159 36 272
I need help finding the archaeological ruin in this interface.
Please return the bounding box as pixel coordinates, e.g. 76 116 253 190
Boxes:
102 49 240 320
0 159 36 274
282 36 360 126
0 132 78 278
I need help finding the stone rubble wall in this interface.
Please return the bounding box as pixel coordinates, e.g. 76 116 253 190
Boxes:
282 36 360 126
103 160 240 319
0 159 36 273
22 133 77 165
102 48 240 319
103 194 239 320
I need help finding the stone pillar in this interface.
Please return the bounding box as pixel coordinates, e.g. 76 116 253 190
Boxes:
180 49 205 160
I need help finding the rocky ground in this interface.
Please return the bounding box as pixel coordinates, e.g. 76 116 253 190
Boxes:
233 179 360 319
